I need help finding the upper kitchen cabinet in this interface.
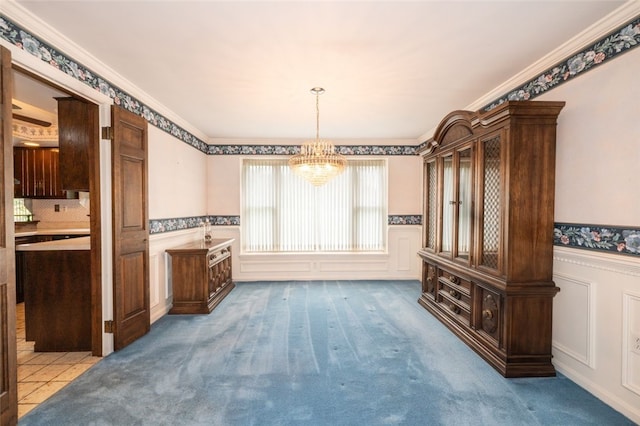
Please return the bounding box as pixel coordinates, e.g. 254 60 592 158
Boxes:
56 97 99 192
14 147 66 199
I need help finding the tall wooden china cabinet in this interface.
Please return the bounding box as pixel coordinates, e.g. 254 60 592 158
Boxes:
417 101 565 377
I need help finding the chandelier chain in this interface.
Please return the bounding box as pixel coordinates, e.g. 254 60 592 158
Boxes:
315 91 320 141
288 87 346 186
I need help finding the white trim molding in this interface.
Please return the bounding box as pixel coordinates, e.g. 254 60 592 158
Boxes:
552 272 596 368
554 246 640 277
622 291 640 397
553 245 640 424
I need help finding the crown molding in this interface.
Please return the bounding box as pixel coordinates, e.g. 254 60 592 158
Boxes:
1 0 207 142
3 0 639 149
465 0 640 112
418 1 640 142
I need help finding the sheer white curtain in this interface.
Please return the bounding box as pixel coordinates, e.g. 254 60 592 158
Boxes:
457 158 472 256
242 159 387 252
441 157 454 253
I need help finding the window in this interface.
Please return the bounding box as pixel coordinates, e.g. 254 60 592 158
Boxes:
14 199 33 222
242 159 387 252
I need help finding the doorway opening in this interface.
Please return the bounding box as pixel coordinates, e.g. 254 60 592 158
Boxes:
11 67 103 418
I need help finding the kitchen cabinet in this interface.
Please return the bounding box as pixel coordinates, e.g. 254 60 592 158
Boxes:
13 147 69 199
15 232 89 304
20 244 91 351
56 97 98 192
417 101 565 377
167 238 235 314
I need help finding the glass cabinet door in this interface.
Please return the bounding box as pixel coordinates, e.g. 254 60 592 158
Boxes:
438 146 473 262
456 147 472 261
441 155 454 255
478 134 502 272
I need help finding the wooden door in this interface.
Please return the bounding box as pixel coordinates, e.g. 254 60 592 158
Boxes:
112 106 149 350
0 46 18 426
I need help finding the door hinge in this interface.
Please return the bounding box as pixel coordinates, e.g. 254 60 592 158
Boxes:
104 320 114 333
101 126 113 140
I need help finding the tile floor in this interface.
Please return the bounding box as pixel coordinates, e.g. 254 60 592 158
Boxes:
16 303 102 419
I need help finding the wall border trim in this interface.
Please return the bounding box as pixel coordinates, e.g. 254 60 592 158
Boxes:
2 8 639 155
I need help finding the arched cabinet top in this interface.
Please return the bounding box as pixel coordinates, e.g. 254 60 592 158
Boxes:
419 101 565 156
433 110 474 146
420 110 473 155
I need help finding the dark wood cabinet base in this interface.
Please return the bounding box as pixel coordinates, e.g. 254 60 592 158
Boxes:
167 238 235 315
169 281 235 315
23 250 91 352
418 293 556 378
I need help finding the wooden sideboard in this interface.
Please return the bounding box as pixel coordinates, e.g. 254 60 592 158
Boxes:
167 238 235 314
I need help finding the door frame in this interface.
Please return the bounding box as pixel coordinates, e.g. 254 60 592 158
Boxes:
7 52 116 356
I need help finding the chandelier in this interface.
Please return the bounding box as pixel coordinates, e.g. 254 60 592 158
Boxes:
289 87 346 186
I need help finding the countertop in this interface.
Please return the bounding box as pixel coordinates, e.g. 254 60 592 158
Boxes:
16 236 90 251
15 228 90 238
166 238 235 253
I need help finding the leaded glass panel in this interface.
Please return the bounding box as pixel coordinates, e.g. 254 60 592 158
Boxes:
481 136 501 269
426 161 437 250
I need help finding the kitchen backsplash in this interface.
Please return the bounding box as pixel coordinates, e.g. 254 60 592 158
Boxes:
30 199 90 229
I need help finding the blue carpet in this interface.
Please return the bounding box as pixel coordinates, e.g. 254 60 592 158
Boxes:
20 280 633 425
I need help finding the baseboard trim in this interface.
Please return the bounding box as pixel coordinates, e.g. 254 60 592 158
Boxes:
553 359 640 424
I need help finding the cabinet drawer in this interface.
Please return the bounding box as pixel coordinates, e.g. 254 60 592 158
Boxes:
208 247 230 266
439 281 471 308
437 290 471 325
438 269 471 294
436 268 471 325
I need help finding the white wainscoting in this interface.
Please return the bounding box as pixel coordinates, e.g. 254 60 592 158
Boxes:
552 246 640 424
552 273 595 368
622 291 640 397
149 228 201 322
209 225 422 282
149 225 422 321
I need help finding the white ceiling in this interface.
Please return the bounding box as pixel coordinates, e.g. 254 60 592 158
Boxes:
11 0 626 142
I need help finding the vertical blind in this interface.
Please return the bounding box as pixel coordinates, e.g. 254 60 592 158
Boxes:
242 159 387 252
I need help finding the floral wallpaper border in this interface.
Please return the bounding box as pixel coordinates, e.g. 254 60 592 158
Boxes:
208 145 417 156
554 223 640 257
2 14 639 156
150 215 422 234
482 16 640 110
416 16 640 153
3 13 639 258
0 16 210 154
0 16 416 157
149 215 241 235
150 217 640 260
388 215 422 225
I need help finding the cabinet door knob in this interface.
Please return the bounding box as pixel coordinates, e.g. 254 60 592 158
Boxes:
482 309 494 320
